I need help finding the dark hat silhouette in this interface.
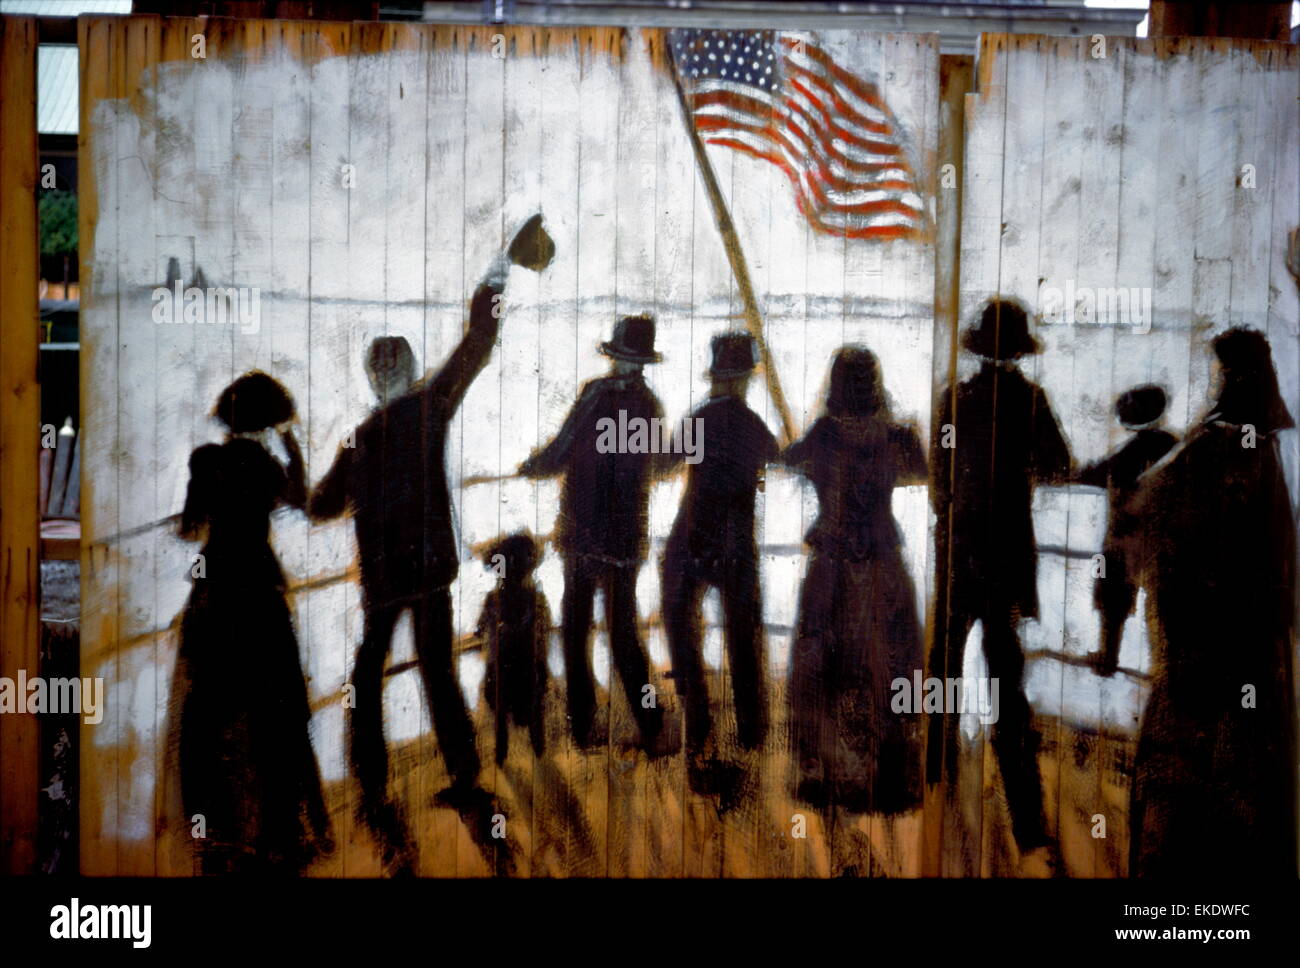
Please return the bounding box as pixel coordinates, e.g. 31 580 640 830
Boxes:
214 371 296 433
1115 384 1167 427
484 532 542 578
827 345 887 418
961 299 1041 360
601 314 662 365
708 331 759 379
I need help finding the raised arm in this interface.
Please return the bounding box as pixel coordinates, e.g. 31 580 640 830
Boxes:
279 428 307 511
427 282 503 416
430 215 556 417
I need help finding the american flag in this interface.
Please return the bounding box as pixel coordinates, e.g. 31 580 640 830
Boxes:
669 29 925 241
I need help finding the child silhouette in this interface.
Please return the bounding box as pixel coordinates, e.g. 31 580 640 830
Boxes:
476 532 552 765
1077 384 1177 676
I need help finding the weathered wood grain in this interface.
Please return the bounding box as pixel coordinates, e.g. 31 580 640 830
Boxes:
0 13 41 876
957 32 1299 878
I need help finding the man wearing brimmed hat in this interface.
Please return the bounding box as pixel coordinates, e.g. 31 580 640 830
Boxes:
311 215 554 864
519 314 669 753
927 298 1071 863
660 332 778 799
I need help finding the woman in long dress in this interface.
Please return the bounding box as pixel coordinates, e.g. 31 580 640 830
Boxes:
784 347 928 817
1129 328 1296 877
174 371 332 873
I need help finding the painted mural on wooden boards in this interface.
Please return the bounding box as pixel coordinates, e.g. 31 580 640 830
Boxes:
76 18 1298 878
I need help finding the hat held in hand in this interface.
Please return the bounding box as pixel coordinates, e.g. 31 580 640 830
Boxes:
509 213 556 272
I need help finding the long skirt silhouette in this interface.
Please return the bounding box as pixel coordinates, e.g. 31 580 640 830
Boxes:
1129 328 1296 877
173 430 330 873
783 353 928 815
790 548 924 814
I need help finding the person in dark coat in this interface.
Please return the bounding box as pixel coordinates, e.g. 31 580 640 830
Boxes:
1125 328 1296 878
476 532 551 765
174 371 333 874
927 299 1071 855
660 332 778 797
783 347 929 814
1076 385 1177 675
518 315 668 752
310 216 554 859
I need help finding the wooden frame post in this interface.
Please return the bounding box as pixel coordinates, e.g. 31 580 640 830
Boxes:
0 13 42 876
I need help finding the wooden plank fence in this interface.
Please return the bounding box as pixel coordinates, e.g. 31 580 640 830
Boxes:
0 12 1282 879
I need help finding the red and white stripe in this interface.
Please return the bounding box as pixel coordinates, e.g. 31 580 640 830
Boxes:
689 37 924 240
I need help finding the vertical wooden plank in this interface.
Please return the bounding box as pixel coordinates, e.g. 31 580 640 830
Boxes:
114 11 161 877
266 17 326 875
993 42 1049 874
368 17 433 874
419 23 468 878
1265 42 1300 520
1061 33 1124 881
1103 34 1163 879
495 25 545 878
528 27 587 880
0 13 40 876
606 24 651 881
565 28 621 879
1189 38 1237 417
943 31 1008 879
152 13 202 879
304 18 354 878
453 24 506 879
341 20 388 879
923 49 972 878
1263 48 1300 879
78 12 120 877
641 33 686 879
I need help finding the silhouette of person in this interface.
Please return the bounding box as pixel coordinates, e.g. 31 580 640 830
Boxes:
1125 328 1296 877
1076 384 1177 675
311 216 554 862
174 371 332 874
927 299 1070 855
518 315 668 753
783 347 928 814
660 332 777 796
476 532 552 766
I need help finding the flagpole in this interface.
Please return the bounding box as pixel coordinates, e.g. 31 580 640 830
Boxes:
667 48 798 447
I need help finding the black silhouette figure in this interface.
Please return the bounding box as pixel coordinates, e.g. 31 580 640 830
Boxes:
927 300 1070 854
311 216 554 867
174 371 332 874
783 347 928 814
476 532 552 766
1076 385 1177 675
519 315 668 753
661 332 778 800
1126 328 1296 877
